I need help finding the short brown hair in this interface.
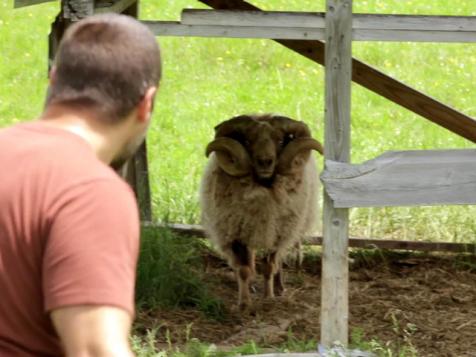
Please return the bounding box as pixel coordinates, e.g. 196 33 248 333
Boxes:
46 14 161 123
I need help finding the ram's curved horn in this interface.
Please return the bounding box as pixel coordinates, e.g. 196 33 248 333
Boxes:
276 138 324 174
206 137 252 177
276 117 312 137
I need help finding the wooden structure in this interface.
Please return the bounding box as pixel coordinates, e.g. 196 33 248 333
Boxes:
15 0 476 349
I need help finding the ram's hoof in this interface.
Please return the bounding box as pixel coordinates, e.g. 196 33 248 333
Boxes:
239 301 250 311
275 287 286 296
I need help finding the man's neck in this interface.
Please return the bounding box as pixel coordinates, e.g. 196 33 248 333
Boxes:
38 105 123 165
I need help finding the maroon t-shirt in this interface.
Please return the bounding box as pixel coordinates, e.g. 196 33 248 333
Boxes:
0 121 140 356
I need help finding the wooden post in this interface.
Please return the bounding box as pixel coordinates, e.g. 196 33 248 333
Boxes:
117 0 153 222
49 0 152 221
321 0 352 347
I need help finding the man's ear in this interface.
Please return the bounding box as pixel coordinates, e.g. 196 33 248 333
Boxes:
137 86 157 124
49 66 57 84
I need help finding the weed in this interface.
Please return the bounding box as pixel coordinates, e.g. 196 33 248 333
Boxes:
351 328 418 357
278 329 317 352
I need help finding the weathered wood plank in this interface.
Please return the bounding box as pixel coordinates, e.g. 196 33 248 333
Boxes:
145 20 476 43
143 21 325 40
321 0 352 348
152 223 476 253
197 0 476 144
14 0 55 8
119 141 152 222
321 149 476 208
183 10 476 32
354 29 476 42
94 0 137 14
63 0 94 20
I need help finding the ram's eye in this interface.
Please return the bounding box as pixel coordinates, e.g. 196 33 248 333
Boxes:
281 133 295 146
228 132 248 145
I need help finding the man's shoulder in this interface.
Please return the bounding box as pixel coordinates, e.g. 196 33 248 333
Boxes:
0 120 133 201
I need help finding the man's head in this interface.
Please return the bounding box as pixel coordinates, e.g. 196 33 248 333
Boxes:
46 14 161 168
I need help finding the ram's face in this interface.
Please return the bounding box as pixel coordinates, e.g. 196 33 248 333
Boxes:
207 114 323 180
244 123 280 179
216 115 302 179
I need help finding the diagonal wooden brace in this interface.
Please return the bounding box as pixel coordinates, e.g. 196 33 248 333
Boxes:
198 0 476 144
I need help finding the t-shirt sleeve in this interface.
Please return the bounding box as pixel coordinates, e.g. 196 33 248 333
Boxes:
42 178 140 316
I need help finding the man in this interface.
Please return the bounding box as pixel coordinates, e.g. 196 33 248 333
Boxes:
0 14 161 356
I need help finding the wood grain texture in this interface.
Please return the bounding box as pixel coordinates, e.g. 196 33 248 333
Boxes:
119 139 152 222
321 0 352 348
181 10 476 42
144 21 325 40
183 10 476 31
197 0 476 143
63 0 94 20
147 21 476 42
322 149 476 208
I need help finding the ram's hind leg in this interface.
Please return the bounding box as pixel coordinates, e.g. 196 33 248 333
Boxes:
263 252 280 298
274 260 285 296
231 240 255 311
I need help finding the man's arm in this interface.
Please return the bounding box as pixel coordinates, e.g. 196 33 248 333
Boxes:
51 305 134 357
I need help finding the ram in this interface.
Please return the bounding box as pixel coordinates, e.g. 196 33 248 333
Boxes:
200 114 323 310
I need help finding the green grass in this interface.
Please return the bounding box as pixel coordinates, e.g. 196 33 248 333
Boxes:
136 227 226 320
130 327 419 357
1 1 476 243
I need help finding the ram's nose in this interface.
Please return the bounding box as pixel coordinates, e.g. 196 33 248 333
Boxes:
255 156 275 178
257 157 273 168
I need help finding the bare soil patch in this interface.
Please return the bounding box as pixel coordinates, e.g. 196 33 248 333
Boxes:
136 251 476 357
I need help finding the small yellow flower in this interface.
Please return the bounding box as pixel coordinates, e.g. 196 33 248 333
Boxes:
285 63 292 68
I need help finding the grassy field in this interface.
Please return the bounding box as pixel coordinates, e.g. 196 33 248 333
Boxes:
1 2 476 242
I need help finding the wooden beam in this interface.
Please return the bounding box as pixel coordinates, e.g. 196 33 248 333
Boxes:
197 0 476 144
181 10 476 42
144 21 325 40
118 142 152 222
14 0 55 8
146 20 476 43
153 223 476 254
321 0 352 348
183 10 476 32
63 0 94 20
321 149 476 208
94 0 137 14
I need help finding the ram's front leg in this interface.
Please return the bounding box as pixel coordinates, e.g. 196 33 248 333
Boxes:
230 240 255 310
263 252 280 298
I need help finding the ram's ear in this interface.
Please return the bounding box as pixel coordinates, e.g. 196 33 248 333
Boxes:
276 138 323 174
206 137 252 177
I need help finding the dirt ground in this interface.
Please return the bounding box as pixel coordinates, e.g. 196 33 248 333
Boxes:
137 250 476 357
